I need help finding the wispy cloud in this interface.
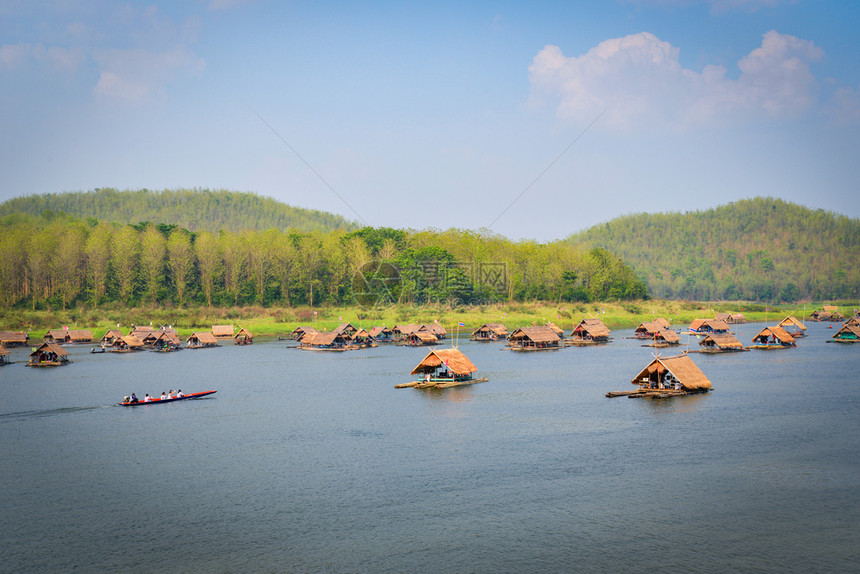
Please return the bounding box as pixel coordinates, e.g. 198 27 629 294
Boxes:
528 30 825 131
92 46 204 104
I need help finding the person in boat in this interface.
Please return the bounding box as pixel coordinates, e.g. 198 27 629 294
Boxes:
130 393 139 403
144 394 152 402
176 389 183 398
168 389 175 398
160 392 167 400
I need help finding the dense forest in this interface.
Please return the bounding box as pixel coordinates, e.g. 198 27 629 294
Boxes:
0 188 357 233
0 213 647 311
566 197 859 302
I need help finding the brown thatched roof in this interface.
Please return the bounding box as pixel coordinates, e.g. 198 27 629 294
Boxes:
408 332 438 344
656 329 680 343
699 333 744 349
545 322 564 336
714 312 731 322
630 355 712 391
45 329 69 341
753 326 796 344
0 331 28 345
411 348 478 376
423 323 447 336
118 335 145 348
235 327 253 339
635 322 662 336
654 317 671 329
100 329 123 342
777 316 807 331
393 324 421 335
32 342 69 357
212 325 234 337
334 322 357 335
303 332 348 346
369 326 391 337
472 323 508 336
509 326 561 343
68 330 93 342
153 331 181 345
571 321 610 339
833 324 860 339
188 332 218 345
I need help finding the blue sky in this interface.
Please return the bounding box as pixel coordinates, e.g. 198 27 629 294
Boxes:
1 0 858 240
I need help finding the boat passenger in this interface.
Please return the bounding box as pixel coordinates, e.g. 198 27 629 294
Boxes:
176 390 183 398
144 394 152 402
160 392 167 400
130 393 138 403
168 389 175 398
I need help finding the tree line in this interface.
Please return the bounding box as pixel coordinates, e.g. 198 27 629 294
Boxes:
566 197 860 302
0 216 648 311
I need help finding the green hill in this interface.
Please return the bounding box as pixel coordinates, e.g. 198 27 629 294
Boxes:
566 197 859 302
0 188 358 233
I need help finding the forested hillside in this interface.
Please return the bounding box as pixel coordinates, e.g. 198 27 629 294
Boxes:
0 215 647 310
0 188 357 233
566 197 859 301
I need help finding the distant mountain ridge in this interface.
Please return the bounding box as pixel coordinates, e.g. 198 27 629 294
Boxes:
566 197 859 301
0 188 358 233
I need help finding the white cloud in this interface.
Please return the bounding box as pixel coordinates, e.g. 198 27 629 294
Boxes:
0 43 83 73
529 30 824 131
93 46 205 104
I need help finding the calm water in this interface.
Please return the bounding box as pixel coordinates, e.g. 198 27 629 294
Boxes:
1 322 857 573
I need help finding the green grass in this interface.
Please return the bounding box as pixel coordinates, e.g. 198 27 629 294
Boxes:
1 300 853 340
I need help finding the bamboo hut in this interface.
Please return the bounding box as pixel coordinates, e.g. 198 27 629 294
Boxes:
44 329 91 343
777 316 807 337
333 322 358 337
289 326 318 341
749 326 796 349
151 331 182 352
235 327 253 345
698 333 746 353
212 325 235 339
809 306 844 322
634 322 663 339
424 323 447 340
0 331 28 347
508 326 561 351
471 323 508 341
299 331 349 351
607 354 711 398
545 322 565 338
397 348 488 389
688 319 730 335
641 329 680 347
110 335 145 352
368 326 393 342
187 332 220 349
392 324 421 342
829 324 860 343
845 316 860 328
654 317 671 329
350 328 376 348
44 329 70 343
568 319 611 345
27 342 70 367
405 331 439 346
99 329 123 346
0 345 9 366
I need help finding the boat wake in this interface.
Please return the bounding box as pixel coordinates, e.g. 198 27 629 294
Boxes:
0 405 108 422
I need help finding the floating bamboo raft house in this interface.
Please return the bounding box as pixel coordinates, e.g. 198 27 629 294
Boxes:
809 306 844 322
829 323 860 343
27 342 70 367
471 323 508 341
508 326 562 351
0 331 28 347
151 331 182 351
109 335 145 352
187 331 220 349
686 319 731 335
44 329 93 344
748 326 796 350
405 331 439 346
289 326 318 341
607 354 712 398
369 326 393 342
777 316 807 337
697 333 746 353
299 331 349 351
568 318 611 345
99 329 123 346
235 327 253 345
212 325 235 339
396 348 488 389
641 329 680 347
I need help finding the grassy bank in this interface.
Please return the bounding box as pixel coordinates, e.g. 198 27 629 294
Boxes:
1 300 855 340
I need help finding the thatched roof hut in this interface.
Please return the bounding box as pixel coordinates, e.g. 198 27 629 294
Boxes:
0 331 28 347
423 323 447 339
810 307 844 321
44 329 91 343
333 322 358 336
752 326 796 347
508 326 561 350
406 331 439 346
689 319 730 334
570 319 611 342
100 329 123 345
545 322 565 337
369 326 393 341
699 333 745 352
44 329 70 343
411 348 478 377
777 316 807 335
152 331 182 350
831 324 860 343
653 329 680 345
630 355 712 392
289 326 317 340
634 322 663 338
654 317 671 329
471 323 508 341
27 342 70 366
187 332 219 348
212 325 234 338
235 327 253 345
300 331 349 350
111 335 145 351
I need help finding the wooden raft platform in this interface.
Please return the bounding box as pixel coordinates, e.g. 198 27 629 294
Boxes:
396 377 488 389
606 388 690 399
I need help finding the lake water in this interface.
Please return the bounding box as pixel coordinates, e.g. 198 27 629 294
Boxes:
1 321 857 573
